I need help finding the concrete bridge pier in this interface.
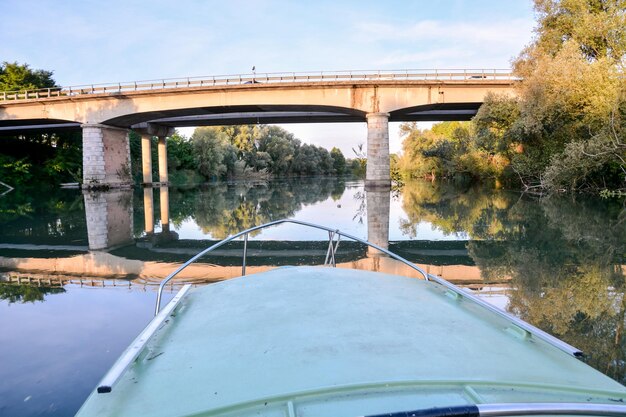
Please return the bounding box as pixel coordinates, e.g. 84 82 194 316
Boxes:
136 123 174 186
158 136 168 184
365 112 391 190
82 124 132 189
140 134 170 185
141 134 153 185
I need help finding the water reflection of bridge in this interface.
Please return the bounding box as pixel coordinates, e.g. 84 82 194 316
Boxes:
0 186 505 285
0 256 502 286
81 186 394 253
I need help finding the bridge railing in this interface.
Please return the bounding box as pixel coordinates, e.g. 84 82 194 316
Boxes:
0 69 515 102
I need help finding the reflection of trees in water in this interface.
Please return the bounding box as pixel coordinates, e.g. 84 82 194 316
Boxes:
163 178 346 239
0 188 87 244
399 181 518 239
0 282 65 303
482 197 626 382
352 191 366 224
399 180 626 382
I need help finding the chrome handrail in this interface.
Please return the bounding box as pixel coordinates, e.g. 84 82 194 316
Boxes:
0 68 516 102
153 219 582 358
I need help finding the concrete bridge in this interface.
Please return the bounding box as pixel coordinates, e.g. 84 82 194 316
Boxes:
0 69 517 188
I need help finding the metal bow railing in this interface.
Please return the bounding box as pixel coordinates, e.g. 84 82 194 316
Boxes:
0 69 515 102
153 219 580 356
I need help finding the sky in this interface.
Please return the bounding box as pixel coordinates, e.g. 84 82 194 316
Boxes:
0 0 536 155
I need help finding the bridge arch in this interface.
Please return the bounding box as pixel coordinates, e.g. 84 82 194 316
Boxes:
102 104 368 128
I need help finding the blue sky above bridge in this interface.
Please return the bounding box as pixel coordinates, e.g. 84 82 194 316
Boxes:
0 0 535 154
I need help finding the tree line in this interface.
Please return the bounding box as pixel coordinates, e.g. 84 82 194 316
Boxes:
130 125 361 185
398 0 626 193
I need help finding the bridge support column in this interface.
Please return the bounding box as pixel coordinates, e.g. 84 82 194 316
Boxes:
157 136 168 184
141 134 153 185
82 124 132 189
365 112 391 190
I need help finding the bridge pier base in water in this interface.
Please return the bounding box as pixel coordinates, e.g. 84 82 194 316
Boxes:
143 188 155 234
366 188 390 257
365 112 391 190
159 186 170 233
81 124 132 189
84 190 134 250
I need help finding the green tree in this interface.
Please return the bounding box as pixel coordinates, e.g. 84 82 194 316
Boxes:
396 1 626 192
530 0 626 63
167 132 196 170
0 61 57 91
510 0 626 191
192 127 230 179
331 147 346 175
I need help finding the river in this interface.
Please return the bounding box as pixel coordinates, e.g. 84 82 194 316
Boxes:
0 178 624 416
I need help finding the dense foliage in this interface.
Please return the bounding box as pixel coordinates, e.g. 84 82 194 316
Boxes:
399 0 626 192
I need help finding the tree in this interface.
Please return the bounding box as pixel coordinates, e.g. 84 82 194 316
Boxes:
529 0 626 64
509 0 626 191
167 132 196 171
330 147 346 175
192 127 230 179
0 61 57 92
396 1 626 191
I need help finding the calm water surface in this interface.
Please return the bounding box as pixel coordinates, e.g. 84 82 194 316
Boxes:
0 178 624 416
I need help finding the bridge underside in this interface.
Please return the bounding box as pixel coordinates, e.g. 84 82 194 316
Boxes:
111 102 484 127
0 103 483 133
